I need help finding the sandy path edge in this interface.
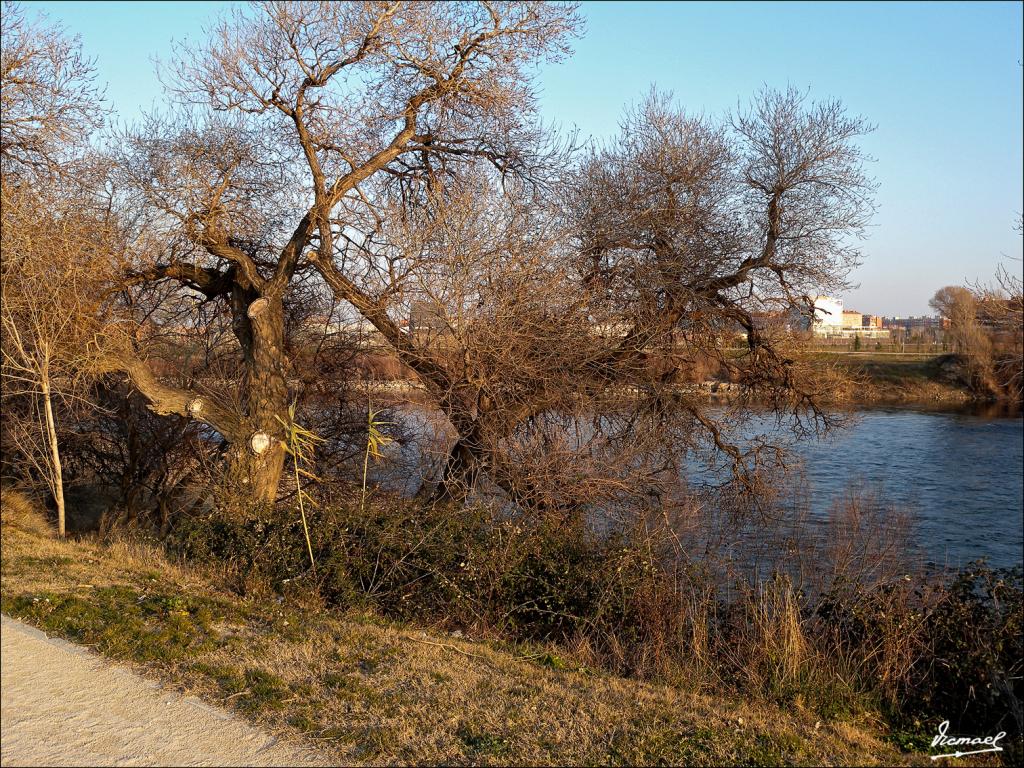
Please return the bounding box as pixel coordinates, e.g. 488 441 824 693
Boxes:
0 614 330 767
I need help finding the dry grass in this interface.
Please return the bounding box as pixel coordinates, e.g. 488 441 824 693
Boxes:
743 576 809 696
821 354 973 404
0 487 53 539
0 493 986 766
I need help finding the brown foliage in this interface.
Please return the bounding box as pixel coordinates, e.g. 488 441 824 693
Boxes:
0 178 127 533
0 2 105 177
102 1 581 504
4 2 878 526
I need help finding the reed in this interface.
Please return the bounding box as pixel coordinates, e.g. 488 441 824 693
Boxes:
361 398 394 513
275 402 324 574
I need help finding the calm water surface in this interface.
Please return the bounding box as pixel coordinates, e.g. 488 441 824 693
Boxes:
388 404 1023 570
791 407 1023 570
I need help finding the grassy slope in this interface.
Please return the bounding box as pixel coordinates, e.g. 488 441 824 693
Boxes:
1 491 937 767
816 353 972 404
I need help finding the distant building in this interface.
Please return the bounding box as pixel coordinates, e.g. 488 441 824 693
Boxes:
862 314 883 329
811 296 889 339
812 296 844 330
841 310 863 329
301 312 385 346
882 316 948 343
882 316 949 332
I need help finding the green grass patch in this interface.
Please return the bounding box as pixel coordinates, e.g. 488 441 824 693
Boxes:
457 724 513 758
237 668 290 713
192 662 246 695
190 662 292 715
1 586 223 663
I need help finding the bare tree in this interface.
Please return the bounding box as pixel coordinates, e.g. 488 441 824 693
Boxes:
0 1 118 534
110 1 582 504
317 170 622 506
929 284 1002 394
0 1 105 177
304 87 876 512
474 87 876 504
971 243 1024 400
0 183 123 535
930 285 980 354
21 3 873 518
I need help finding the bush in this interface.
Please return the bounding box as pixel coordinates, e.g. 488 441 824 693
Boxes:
811 563 1023 753
167 495 690 673
169 499 349 600
911 564 1023 738
166 491 1024 749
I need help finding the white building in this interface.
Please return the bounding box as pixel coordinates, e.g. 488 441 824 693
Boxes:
812 296 844 330
811 296 890 339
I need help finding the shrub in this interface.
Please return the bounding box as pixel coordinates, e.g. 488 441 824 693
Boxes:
910 564 1023 738
169 499 345 599
167 495 688 673
165 490 1024 749
812 563 1023 751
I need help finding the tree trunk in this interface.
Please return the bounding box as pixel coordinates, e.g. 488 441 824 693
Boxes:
112 289 291 509
425 429 487 503
40 377 66 537
224 290 290 504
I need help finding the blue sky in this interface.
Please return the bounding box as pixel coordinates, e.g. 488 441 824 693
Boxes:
30 0 1024 315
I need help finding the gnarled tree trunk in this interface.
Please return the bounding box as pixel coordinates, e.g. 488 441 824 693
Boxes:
426 429 488 504
109 286 291 507
223 291 289 502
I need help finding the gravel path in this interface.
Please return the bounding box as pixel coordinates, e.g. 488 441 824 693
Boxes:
0 615 329 767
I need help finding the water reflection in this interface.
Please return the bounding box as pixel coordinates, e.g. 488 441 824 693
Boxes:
377 403 1024 570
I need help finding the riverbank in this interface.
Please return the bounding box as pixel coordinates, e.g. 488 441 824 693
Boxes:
823 352 979 406
0 490 966 767
356 352 988 410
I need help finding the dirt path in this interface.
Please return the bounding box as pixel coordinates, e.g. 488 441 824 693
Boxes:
0 615 329 767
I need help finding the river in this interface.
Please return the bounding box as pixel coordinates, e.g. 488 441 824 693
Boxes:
381 402 1024 571
787 405 1023 570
